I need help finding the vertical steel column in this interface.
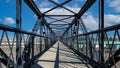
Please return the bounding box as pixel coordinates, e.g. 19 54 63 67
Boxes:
44 26 47 50
74 26 75 48
40 21 43 52
71 26 72 47
72 26 73 48
31 18 41 58
89 38 93 60
50 31 52 46
77 19 79 51
16 0 22 67
66 32 68 44
43 25 46 50
48 29 49 46
50 32 53 46
99 0 104 64
51 33 53 44
31 35 34 58
85 34 88 57
39 19 41 52
46 28 49 48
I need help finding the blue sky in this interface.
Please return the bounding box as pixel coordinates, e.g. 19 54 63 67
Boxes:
0 0 120 33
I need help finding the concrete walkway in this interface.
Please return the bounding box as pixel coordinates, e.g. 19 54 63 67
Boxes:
31 41 91 68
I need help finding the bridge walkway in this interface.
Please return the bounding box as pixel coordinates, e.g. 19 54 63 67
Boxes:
31 41 91 68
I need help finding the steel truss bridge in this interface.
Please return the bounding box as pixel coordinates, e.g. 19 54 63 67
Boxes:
0 0 120 68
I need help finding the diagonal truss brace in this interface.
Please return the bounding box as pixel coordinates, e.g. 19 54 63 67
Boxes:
43 0 72 14
0 49 14 68
48 0 76 14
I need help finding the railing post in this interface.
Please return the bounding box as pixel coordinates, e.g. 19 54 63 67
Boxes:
77 19 79 51
51 32 53 45
50 31 52 46
31 35 34 58
40 19 42 52
46 28 49 48
39 20 41 52
71 26 72 47
66 32 68 45
16 0 22 67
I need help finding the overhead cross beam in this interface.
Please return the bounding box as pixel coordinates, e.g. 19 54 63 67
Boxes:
49 0 76 14
47 16 70 24
47 16 73 22
51 25 69 27
50 24 69 25
52 27 68 29
43 0 72 14
51 25 68 27
44 15 74 17
52 29 66 31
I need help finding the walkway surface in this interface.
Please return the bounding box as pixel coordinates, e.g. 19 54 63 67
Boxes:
31 41 91 68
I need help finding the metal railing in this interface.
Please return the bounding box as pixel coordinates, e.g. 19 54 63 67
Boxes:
63 24 120 68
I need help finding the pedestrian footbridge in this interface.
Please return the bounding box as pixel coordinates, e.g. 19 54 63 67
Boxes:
0 0 120 68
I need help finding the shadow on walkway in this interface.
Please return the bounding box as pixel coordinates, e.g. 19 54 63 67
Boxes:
54 42 59 68
31 64 43 68
33 41 91 68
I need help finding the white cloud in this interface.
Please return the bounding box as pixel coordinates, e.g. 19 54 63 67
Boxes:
39 1 51 8
81 14 120 31
82 14 98 31
35 0 59 8
4 17 15 24
108 0 120 12
73 0 86 8
104 14 120 27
